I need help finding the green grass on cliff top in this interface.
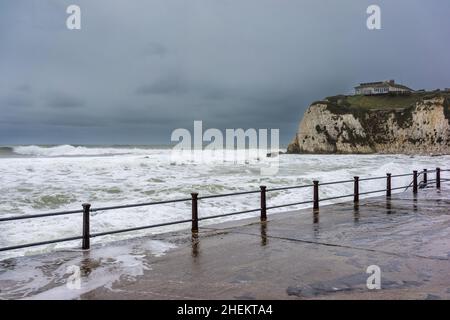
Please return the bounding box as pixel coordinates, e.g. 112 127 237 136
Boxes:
323 91 449 110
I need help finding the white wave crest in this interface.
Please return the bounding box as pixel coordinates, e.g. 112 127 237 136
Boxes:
12 145 150 157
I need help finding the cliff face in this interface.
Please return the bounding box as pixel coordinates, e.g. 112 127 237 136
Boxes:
287 93 450 154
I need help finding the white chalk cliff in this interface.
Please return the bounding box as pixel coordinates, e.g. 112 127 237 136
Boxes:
287 93 450 154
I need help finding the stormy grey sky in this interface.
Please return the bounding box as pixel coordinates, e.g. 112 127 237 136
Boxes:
1 0 449 145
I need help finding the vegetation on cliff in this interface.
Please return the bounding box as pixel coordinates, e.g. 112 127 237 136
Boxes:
288 91 450 154
317 91 450 110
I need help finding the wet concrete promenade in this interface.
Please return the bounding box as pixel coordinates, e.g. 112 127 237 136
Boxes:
85 185 450 300
1 185 449 299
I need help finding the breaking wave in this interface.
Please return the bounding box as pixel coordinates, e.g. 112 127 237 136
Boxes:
10 145 153 157
0 147 14 156
0 146 447 261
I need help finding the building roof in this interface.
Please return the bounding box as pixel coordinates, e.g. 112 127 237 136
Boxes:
389 83 413 91
354 80 413 91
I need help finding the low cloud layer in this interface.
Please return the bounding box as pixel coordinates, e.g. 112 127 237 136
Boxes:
0 0 449 145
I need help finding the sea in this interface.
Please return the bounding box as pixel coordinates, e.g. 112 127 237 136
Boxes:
0 144 448 261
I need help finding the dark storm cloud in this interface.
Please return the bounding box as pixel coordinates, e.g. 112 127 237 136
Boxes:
15 84 32 93
136 74 188 95
142 42 168 57
44 91 85 108
1 83 33 108
2 94 33 108
0 0 449 145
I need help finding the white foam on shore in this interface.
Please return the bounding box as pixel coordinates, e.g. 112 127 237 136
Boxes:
0 146 448 261
0 240 176 300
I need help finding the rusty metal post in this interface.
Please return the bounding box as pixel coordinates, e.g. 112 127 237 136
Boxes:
191 193 199 233
436 168 441 189
353 176 359 203
313 180 319 210
423 169 428 185
260 186 267 222
413 170 418 194
386 173 392 197
82 203 91 250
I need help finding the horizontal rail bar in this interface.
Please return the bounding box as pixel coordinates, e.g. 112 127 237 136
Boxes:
266 184 314 192
90 218 193 238
358 189 387 196
266 200 313 210
0 236 83 252
198 208 261 221
319 179 354 186
390 173 414 178
391 185 411 191
1 169 446 225
0 168 446 253
93 208 264 238
0 209 84 222
358 176 386 182
198 190 260 200
90 197 192 212
320 194 355 201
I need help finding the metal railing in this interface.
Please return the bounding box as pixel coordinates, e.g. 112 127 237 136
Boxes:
0 167 447 252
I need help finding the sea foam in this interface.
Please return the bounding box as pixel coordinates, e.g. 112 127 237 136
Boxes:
0 145 447 260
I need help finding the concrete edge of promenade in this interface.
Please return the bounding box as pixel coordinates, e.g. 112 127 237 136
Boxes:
1 184 449 300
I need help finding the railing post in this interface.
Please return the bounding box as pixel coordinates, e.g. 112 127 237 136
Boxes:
82 203 91 250
423 169 428 185
313 180 319 210
436 168 441 189
413 170 418 194
353 176 359 203
260 186 267 222
386 173 392 197
191 193 199 233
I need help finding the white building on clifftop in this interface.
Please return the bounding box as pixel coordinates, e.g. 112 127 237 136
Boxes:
354 80 413 95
